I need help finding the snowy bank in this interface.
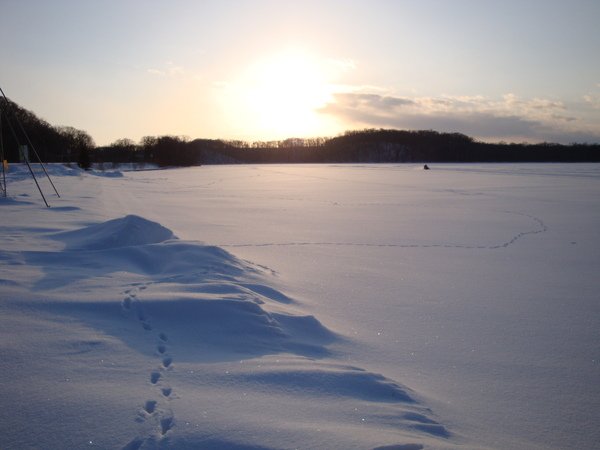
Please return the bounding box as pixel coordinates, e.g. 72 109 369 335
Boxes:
1 208 453 449
2 163 599 449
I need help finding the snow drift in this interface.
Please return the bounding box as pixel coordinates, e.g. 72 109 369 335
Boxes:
1 212 450 449
6 163 597 449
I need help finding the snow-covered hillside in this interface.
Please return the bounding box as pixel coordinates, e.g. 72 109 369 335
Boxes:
1 163 599 449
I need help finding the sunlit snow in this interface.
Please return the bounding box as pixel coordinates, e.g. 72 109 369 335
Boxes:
1 163 599 449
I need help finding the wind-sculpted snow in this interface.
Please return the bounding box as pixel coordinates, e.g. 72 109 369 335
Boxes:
1 214 451 449
8 163 595 449
231 365 416 403
26 216 338 362
56 215 176 250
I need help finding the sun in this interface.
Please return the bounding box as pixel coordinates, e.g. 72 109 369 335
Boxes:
223 49 340 140
245 51 330 134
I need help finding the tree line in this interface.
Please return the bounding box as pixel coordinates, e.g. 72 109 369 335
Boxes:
89 129 600 166
0 97 94 168
2 98 599 168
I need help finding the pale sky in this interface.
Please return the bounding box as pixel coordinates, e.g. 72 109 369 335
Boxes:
1 0 599 145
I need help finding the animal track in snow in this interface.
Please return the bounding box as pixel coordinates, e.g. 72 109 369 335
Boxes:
122 288 155 332
160 415 174 435
144 400 157 414
136 307 146 322
220 211 548 251
122 296 132 310
150 371 161 384
120 282 176 446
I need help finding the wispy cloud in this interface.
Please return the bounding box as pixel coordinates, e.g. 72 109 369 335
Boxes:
583 93 600 109
325 57 357 74
320 91 600 143
146 61 185 77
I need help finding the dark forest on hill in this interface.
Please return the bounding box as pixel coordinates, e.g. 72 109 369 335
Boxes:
2 98 599 168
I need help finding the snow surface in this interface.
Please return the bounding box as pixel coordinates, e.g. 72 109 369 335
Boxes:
1 163 599 449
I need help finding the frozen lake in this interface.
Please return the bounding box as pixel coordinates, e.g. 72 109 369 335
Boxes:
1 163 599 449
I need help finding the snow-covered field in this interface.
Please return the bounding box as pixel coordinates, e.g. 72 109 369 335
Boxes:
1 163 599 450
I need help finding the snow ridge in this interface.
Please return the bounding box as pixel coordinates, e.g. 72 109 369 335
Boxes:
3 213 452 449
56 215 176 250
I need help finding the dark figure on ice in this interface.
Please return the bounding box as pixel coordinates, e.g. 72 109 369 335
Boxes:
423 164 430 170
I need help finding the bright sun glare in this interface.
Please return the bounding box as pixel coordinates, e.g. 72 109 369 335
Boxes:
226 49 339 140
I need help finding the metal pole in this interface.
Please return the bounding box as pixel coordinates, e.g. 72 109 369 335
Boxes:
0 86 60 198
0 111 6 197
20 145 49 207
0 99 49 207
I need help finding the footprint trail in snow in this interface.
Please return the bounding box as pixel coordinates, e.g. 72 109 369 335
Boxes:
34 215 454 449
122 283 175 447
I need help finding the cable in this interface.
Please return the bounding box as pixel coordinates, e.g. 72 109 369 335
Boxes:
0 111 6 197
0 95 49 207
0 86 60 198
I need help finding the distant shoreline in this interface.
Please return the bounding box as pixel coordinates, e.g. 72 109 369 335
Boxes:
91 129 600 167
